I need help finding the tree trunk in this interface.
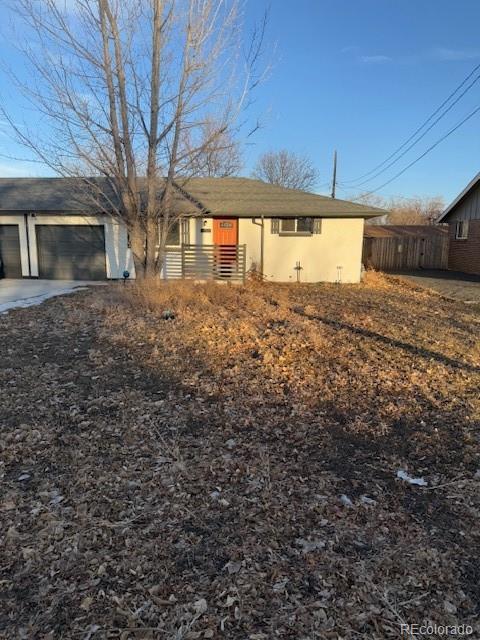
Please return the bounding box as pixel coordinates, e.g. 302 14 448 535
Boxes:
145 218 158 278
130 223 146 279
156 230 168 278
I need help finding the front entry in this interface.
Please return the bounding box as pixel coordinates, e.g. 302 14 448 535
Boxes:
212 218 239 278
213 218 238 245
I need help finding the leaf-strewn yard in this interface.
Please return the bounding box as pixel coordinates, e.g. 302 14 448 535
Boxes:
1 274 480 639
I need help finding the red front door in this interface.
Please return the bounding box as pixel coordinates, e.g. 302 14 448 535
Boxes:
213 218 238 245
212 218 238 275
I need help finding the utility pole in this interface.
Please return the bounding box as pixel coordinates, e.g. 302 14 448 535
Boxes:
331 149 337 199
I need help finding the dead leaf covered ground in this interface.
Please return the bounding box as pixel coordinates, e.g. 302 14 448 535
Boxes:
1 273 480 639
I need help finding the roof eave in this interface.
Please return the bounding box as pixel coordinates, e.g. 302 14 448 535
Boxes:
0 209 108 215
206 211 383 219
437 172 480 222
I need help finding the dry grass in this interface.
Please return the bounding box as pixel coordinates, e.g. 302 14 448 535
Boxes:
1 275 480 639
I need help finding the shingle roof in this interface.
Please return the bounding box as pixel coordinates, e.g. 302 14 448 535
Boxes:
0 176 385 218
364 224 448 238
0 177 117 212
176 177 385 218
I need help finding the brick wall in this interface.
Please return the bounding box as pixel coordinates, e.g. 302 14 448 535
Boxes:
448 219 480 274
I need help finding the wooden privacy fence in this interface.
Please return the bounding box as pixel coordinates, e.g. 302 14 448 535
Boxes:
363 234 449 271
163 244 247 282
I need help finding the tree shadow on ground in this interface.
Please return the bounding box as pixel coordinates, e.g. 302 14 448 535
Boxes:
94 312 480 617
291 307 480 373
2 288 480 639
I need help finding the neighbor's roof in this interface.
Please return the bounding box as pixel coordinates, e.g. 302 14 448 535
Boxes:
0 177 118 213
0 176 385 218
364 224 448 239
437 172 480 222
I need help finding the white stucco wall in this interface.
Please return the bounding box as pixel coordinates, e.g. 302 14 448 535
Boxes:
238 217 365 283
196 216 213 244
3 212 365 283
0 214 30 276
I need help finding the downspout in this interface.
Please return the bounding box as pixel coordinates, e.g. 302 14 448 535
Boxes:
252 215 265 278
24 213 32 277
260 214 264 277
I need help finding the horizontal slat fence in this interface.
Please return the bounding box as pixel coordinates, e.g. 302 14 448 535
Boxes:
163 247 183 279
164 244 246 282
363 235 449 271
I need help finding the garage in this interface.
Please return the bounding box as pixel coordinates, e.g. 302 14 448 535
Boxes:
36 224 107 280
0 225 22 278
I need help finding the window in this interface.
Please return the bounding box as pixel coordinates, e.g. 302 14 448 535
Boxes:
455 220 469 240
166 220 180 245
280 217 313 234
296 217 313 233
281 218 295 233
271 218 321 235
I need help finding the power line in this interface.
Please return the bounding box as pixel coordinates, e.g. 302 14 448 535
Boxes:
350 72 480 188
349 72 480 188
343 60 480 185
358 103 480 198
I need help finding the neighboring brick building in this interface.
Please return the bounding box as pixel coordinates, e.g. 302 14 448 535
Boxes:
438 173 480 275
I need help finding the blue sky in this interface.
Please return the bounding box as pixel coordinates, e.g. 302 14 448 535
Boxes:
1 0 480 204
243 0 480 202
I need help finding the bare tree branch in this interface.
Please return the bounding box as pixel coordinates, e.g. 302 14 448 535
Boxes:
252 149 319 192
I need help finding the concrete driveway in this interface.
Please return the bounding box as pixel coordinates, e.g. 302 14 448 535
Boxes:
394 270 480 304
0 279 95 313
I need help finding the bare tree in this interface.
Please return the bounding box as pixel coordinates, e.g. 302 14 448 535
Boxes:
187 119 243 177
358 193 445 225
388 196 445 225
252 149 319 191
1 0 265 277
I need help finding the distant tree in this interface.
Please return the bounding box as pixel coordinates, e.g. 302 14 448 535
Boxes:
358 194 445 225
252 149 319 191
388 196 445 225
354 193 388 224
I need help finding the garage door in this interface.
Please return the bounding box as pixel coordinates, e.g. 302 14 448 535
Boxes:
0 225 22 279
36 225 106 280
